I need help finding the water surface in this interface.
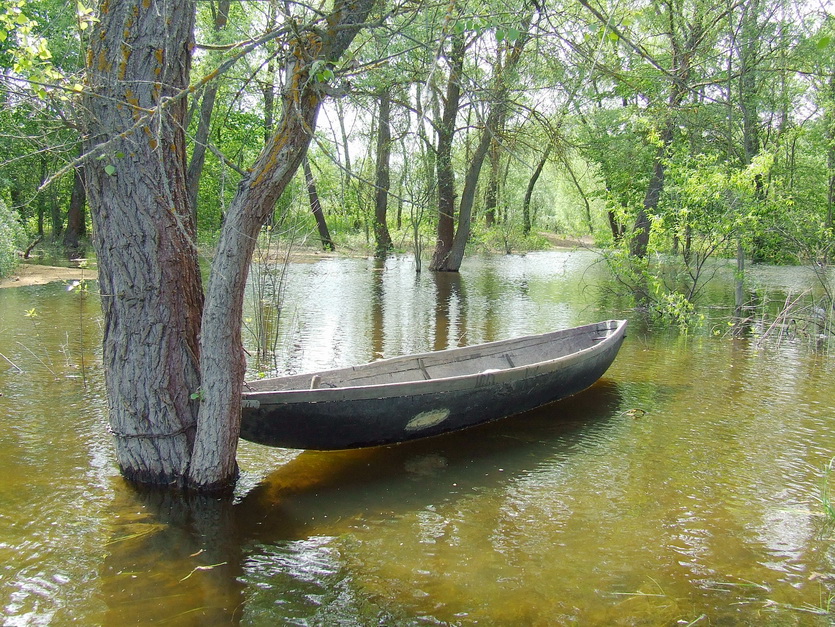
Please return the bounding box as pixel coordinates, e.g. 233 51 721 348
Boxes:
1 251 834 625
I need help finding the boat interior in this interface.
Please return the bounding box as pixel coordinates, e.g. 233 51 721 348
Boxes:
244 321 622 393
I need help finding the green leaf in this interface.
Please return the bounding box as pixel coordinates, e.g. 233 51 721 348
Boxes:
104 164 116 176
817 36 832 50
316 68 334 82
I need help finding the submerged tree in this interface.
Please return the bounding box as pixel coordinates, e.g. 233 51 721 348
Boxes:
430 14 532 271
373 89 394 257
303 157 335 252
84 0 377 491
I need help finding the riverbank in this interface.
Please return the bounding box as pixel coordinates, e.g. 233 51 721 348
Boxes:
0 263 93 289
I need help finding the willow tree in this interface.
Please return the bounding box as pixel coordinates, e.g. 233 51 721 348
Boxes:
430 16 531 272
84 0 376 491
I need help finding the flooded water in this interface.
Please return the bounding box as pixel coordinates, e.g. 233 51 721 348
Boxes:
1 250 834 625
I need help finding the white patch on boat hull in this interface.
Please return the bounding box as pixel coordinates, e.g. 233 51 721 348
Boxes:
405 408 450 432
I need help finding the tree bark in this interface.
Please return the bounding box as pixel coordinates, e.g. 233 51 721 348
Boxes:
630 16 700 258
303 157 335 251
630 133 669 258
84 0 204 486
607 205 625 242
373 90 393 257
335 99 359 228
435 22 529 272
49 187 63 240
37 157 46 236
484 137 500 228
441 114 495 270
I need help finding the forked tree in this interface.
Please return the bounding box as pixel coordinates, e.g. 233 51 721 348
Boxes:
83 0 376 491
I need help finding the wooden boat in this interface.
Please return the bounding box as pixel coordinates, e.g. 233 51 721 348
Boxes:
240 319 627 450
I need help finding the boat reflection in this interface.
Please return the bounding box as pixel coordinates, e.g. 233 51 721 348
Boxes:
238 378 624 540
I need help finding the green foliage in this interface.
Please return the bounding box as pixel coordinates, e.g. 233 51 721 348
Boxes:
191 109 265 233
0 196 24 277
467 220 550 255
600 247 705 331
662 151 768 252
0 0 72 97
576 107 654 228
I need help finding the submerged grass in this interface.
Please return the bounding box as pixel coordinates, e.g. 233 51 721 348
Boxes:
819 457 835 522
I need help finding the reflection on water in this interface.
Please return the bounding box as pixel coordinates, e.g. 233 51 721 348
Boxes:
257 252 601 377
1 252 835 624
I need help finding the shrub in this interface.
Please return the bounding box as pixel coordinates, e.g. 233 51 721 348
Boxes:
0 199 25 278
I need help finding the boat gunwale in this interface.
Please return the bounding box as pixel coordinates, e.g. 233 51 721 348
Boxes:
243 319 627 404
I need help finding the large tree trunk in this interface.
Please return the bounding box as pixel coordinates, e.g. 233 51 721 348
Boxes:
84 0 204 486
373 91 393 257
85 0 374 492
189 0 376 490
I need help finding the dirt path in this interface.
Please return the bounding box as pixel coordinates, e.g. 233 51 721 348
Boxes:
0 264 93 289
539 233 595 249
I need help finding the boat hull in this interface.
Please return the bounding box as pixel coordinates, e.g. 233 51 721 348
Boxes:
240 320 626 450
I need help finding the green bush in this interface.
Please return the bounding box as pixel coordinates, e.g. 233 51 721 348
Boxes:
0 199 25 278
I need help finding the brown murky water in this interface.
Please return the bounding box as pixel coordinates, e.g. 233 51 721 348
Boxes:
1 251 834 625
